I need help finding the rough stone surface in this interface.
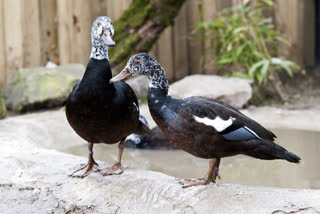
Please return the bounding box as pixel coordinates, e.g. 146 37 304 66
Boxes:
0 107 319 213
0 90 6 119
4 64 85 112
169 75 252 109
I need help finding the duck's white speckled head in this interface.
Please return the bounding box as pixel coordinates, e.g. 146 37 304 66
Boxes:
90 16 115 60
110 53 169 91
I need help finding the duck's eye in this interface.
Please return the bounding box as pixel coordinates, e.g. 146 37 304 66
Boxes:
97 22 101 27
135 61 141 65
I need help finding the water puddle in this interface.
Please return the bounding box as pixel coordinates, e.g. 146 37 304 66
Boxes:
61 129 320 189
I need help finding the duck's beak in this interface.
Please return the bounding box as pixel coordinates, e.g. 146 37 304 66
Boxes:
110 67 132 83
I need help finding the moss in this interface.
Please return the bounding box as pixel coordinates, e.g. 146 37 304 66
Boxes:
110 0 187 67
140 37 158 51
4 65 85 113
114 0 152 31
110 34 141 65
0 90 6 119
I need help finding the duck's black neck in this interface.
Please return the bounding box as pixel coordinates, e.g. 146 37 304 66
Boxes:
82 58 112 83
147 69 169 105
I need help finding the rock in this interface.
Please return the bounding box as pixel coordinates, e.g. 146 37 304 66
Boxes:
125 76 149 100
0 108 320 213
4 64 85 112
0 90 6 119
0 109 320 213
169 74 252 109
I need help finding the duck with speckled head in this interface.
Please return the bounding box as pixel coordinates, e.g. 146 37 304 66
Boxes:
110 53 301 188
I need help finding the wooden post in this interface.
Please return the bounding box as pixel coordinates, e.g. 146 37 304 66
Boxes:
157 27 175 81
202 0 220 74
275 0 302 66
300 0 315 67
39 0 59 65
173 3 189 80
72 0 92 64
57 0 73 65
186 0 204 75
91 0 108 17
21 0 41 68
3 0 23 82
106 0 115 21
0 0 7 88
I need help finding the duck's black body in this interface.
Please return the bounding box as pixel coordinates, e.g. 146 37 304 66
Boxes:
110 53 301 187
66 59 140 144
66 58 149 177
148 88 298 161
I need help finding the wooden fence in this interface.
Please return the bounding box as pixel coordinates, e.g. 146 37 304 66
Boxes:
0 0 315 88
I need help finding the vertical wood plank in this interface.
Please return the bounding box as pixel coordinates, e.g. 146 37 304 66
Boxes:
3 0 23 81
57 0 73 64
72 0 92 64
0 0 7 87
173 3 188 80
157 27 175 81
91 0 108 17
39 0 59 65
123 0 132 10
220 0 232 9
21 0 41 68
275 0 301 65
113 0 124 20
232 0 242 6
106 0 115 21
202 0 220 74
186 0 204 75
149 43 158 59
300 0 315 67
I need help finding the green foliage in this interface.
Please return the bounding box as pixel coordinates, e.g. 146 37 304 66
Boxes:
194 0 299 84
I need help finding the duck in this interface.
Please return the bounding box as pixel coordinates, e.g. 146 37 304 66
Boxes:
125 115 177 150
110 53 301 188
65 17 150 178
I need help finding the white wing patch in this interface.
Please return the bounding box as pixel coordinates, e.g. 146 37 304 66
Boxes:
193 115 235 132
133 102 139 112
244 126 262 139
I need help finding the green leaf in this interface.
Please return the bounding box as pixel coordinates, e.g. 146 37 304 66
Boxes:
236 43 247 56
217 58 234 65
261 0 273 7
260 59 270 83
231 72 251 79
248 60 265 77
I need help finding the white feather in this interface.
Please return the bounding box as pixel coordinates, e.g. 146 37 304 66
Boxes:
133 102 139 112
193 115 234 132
244 126 262 139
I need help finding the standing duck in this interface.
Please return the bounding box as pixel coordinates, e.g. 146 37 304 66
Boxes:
110 53 301 188
66 17 149 178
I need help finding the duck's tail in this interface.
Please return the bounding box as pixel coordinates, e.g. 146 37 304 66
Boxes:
245 139 301 163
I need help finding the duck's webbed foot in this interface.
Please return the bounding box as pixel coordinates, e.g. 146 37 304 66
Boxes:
70 143 99 178
99 162 123 176
70 159 99 178
180 158 221 188
180 178 210 188
99 139 125 176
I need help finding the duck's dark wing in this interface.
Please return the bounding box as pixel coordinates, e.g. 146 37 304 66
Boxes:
113 80 139 111
179 96 276 141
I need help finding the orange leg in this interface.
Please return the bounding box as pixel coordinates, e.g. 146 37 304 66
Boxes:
181 158 221 188
70 143 99 178
99 139 125 176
